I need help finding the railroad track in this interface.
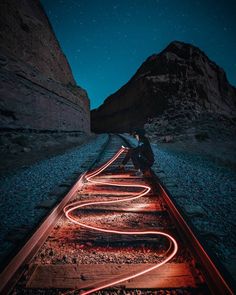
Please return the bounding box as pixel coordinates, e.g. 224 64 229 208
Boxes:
0 134 234 294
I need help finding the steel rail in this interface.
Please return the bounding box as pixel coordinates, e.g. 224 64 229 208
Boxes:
158 182 234 295
120 134 234 295
1 133 233 294
63 146 178 294
0 134 112 294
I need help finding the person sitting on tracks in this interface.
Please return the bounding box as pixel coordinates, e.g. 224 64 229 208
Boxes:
119 128 154 177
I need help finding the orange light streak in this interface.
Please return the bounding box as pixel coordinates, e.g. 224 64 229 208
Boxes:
64 147 178 294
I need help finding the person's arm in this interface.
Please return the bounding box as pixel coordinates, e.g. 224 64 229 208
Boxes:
121 147 132 165
135 141 144 154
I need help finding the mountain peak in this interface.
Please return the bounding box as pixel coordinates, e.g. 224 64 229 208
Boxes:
145 41 213 66
91 41 236 133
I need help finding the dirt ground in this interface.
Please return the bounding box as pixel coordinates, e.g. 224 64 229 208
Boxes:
157 139 236 171
1 130 235 178
0 132 97 177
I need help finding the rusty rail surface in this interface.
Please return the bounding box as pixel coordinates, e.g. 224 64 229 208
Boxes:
158 182 234 295
0 134 111 294
0 133 234 294
120 133 234 294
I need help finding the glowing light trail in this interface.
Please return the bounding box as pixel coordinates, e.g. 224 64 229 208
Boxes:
64 147 178 294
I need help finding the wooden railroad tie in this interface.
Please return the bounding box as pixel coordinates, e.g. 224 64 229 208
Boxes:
26 262 198 289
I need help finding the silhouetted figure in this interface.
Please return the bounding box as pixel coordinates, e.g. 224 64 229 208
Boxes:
120 129 154 176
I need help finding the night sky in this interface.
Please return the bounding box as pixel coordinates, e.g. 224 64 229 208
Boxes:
41 0 236 109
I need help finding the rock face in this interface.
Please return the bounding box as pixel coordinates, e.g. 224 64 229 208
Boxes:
0 0 90 132
91 41 236 134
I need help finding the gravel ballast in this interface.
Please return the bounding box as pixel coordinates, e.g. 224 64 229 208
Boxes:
0 134 108 264
1 132 235 284
123 134 236 279
152 144 236 265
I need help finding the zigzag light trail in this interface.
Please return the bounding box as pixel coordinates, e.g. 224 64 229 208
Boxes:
64 146 178 294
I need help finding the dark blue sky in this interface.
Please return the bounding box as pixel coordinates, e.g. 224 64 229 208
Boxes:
41 0 236 109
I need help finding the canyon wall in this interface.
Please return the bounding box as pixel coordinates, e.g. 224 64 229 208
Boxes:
0 0 90 132
91 41 236 134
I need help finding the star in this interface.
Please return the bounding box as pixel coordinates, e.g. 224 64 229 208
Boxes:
40 0 236 108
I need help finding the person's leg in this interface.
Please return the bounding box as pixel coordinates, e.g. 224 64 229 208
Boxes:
121 149 151 172
138 158 147 172
121 149 132 166
120 149 139 170
139 157 154 173
130 152 141 170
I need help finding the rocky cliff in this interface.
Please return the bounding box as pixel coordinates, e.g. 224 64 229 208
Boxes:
91 41 236 135
0 0 90 132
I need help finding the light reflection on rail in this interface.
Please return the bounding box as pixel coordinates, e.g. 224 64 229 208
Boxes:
63 147 178 294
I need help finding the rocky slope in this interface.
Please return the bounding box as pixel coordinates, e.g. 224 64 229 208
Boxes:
91 41 236 136
0 0 90 132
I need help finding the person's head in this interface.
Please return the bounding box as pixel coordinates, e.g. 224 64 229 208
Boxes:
133 128 145 141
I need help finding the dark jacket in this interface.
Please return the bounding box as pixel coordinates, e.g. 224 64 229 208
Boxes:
134 136 154 163
122 136 154 165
